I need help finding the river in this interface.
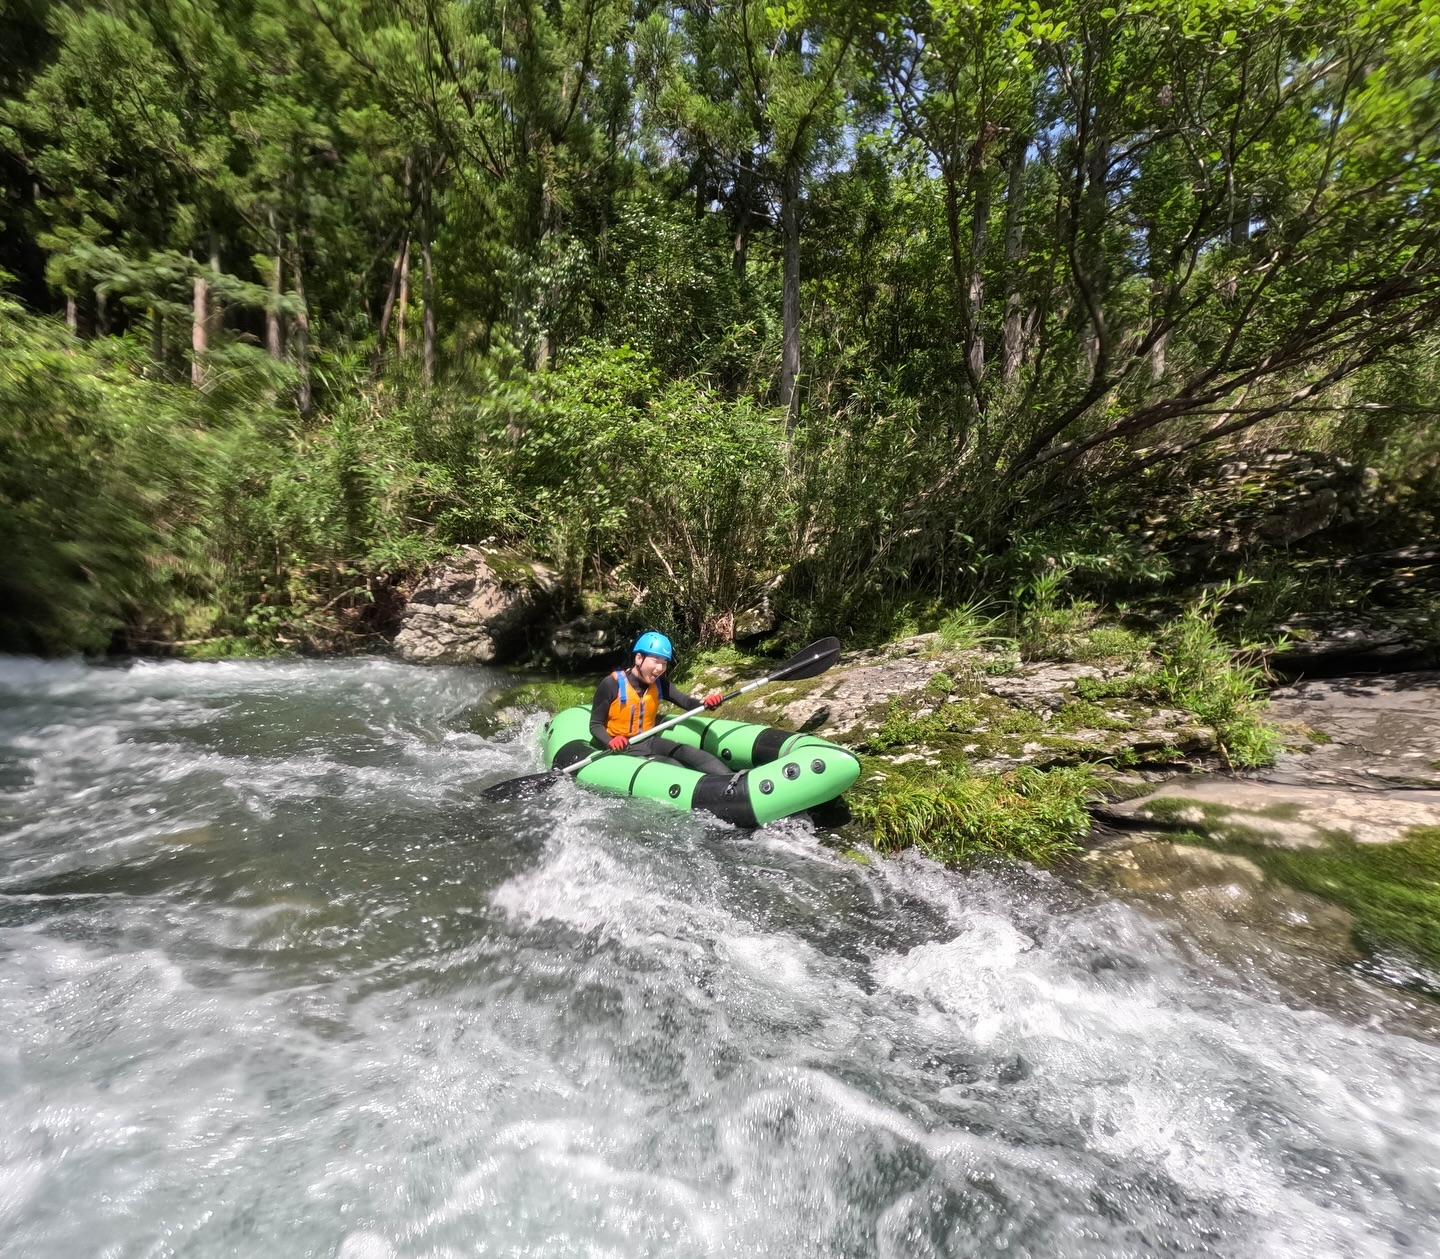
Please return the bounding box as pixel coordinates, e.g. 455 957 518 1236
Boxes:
2 657 1438 1258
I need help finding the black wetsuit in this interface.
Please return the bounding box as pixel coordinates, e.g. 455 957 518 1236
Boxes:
589 670 729 776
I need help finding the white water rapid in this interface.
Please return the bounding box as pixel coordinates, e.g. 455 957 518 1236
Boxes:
2 658 1437 1257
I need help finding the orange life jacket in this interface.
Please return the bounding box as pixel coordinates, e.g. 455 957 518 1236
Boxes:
606 670 660 737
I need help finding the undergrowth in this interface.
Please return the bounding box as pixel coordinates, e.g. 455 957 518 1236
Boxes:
1075 588 1283 767
487 678 593 714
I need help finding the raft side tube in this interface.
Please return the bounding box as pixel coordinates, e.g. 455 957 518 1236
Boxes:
539 706 858 825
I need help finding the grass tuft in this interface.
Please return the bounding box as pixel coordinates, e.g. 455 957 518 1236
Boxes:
1076 590 1282 767
850 762 1104 866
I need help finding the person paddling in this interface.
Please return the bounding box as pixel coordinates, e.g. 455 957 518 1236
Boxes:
590 632 730 776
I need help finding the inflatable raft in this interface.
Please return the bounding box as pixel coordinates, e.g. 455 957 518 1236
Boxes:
540 706 861 826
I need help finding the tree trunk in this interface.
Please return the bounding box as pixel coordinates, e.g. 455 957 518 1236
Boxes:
65 294 77 334
191 271 208 387
1001 136 1028 383
207 237 222 343
288 246 311 413
421 176 436 386
731 151 754 281
421 233 436 388
397 238 410 357
1147 225 1168 379
1078 124 1110 378
1229 176 1249 246
779 158 801 427
95 286 109 336
966 172 991 389
267 217 284 360
373 234 408 374
150 306 164 376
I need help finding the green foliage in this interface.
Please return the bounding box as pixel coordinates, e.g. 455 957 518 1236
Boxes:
1010 570 1100 662
936 600 1010 650
515 346 791 636
487 678 593 715
851 762 1103 866
1146 598 1283 767
5 0 1440 659
0 296 202 652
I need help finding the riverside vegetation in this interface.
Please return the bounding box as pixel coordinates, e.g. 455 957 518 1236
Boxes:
5 0 1440 939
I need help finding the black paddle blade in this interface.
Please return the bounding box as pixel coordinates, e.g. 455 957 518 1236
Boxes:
771 636 841 682
480 770 562 803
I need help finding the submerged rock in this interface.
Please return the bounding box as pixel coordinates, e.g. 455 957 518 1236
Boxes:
1084 838 1361 965
393 547 557 665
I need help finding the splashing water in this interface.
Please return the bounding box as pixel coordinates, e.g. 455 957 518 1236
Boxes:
1 658 1437 1257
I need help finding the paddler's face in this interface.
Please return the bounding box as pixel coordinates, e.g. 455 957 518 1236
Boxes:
634 653 668 685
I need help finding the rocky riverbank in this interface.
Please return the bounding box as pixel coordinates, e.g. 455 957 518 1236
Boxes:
412 544 1440 987
1083 671 1440 988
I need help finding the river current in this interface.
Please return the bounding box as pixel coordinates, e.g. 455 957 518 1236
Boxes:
1 657 1437 1258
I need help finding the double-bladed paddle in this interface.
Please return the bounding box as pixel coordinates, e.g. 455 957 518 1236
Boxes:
480 636 841 803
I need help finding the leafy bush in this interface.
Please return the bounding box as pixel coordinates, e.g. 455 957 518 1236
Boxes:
1010 570 1101 662
1146 598 1283 767
0 296 204 652
516 347 791 639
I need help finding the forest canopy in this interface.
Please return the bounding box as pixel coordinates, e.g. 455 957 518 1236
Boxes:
2 0 1438 654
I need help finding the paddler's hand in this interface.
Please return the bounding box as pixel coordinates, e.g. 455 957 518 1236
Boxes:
607 734 630 751
703 692 724 710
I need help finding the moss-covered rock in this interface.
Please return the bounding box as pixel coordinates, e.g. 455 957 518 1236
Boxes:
1095 775 1440 968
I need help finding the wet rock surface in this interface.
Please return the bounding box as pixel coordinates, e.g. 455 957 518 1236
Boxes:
1083 840 1362 965
1086 670 1440 979
1096 777 1440 846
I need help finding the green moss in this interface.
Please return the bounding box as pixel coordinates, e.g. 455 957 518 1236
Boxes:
989 707 1044 736
1050 699 1132 732
482 550 547 588
1240 828 1440 967
1137 807 1440 967
1074 674 1141 702
675 644 765 690
488 677 593 714
925 670 955 696
1254 801 1304 820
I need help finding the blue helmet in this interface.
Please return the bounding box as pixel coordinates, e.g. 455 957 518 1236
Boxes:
632 631 674 661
